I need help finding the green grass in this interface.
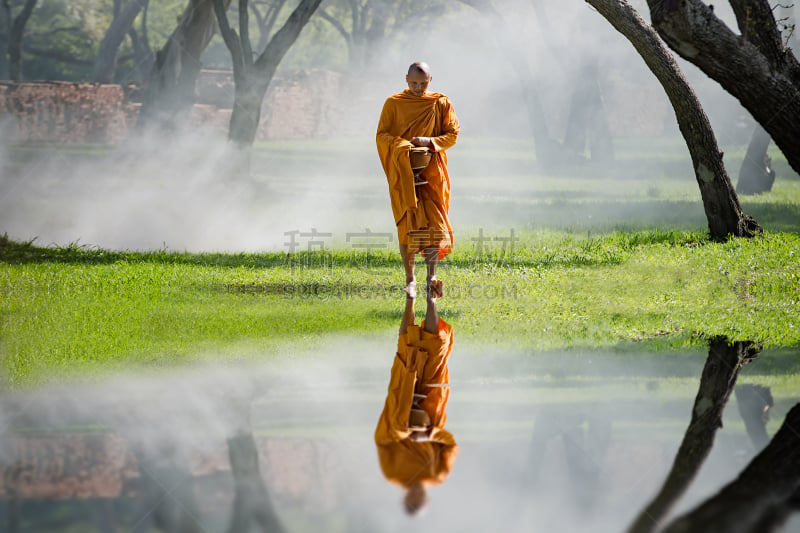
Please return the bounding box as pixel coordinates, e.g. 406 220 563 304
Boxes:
2 228 799 387
2 135 799 387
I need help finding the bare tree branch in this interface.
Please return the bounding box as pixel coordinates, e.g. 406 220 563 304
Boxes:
22 45 93 66
213 0 245 76
729 0 787 65
239 0 253 65
318 7 351 42
25 25 82 39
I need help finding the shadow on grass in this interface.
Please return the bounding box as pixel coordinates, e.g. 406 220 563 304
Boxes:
740 202 800 234
457 197 800 236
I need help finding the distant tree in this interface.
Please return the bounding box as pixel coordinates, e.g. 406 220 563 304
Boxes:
317 0 390 71
456 0 554 165
644 0 800 182
126 0 154 81
530 0 615 164
93 0 148 83
137 0 233 132
249 0 289 52
212 0 322 158
0 2 8 77
457 0 614 169
2 0 38 81
7 0 100 81
317 0 447 72
227 432 286 533
585 0 760 240
737 125 775 195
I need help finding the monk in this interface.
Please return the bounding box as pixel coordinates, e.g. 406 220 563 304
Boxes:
374 280 458 515
376 61 460 299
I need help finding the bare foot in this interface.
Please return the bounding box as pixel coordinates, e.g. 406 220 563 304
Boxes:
427 278 443 299
405 280 417 299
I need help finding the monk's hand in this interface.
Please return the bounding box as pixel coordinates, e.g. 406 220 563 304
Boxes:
411 136 433 149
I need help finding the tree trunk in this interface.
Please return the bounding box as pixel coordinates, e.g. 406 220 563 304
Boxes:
128 19 155 83
8 0 37 82
585 0 761 240
661 403 800 533
736 125 775 195
1 2 10 80
6 498 20 533
734 383 773 451
626 337 761 533
215 0 322 154
137 0 232 132
128 0 155 80
645 0 800 177
363 0 390 69
226 432 286 533
458 0 558 166
563 59 615 163
228 73 268 147
93 0 147 83
134 447 204 533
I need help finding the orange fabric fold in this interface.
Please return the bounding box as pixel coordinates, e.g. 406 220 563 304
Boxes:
376 89 460 259
374 319 458 488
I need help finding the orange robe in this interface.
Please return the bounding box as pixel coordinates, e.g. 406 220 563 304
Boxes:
374 318 458 488
376 89 460 259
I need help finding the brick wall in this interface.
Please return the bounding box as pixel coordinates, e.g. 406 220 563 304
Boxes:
0 81 133 144
0 71 667 144
0 70 362 144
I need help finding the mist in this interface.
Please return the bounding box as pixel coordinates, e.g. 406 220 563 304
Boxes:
0 1 775 253
2 341 794 532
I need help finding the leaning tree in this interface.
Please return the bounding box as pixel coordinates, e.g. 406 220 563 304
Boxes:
644 0 800 186
585 0 760 239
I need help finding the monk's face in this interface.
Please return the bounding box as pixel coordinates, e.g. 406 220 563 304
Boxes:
404 483 428 515
406 70 431 96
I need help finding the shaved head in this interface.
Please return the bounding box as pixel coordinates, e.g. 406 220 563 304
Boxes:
406 62 432 96
407 62 431 78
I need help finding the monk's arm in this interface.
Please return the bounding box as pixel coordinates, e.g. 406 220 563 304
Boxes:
374 354 416 444
376 99 410 149
429 97 460 152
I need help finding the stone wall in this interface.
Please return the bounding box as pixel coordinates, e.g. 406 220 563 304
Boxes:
0 70 668 144
0 82 134 144
0 70 360 144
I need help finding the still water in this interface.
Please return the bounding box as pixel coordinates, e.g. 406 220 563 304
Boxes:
1 333 798 532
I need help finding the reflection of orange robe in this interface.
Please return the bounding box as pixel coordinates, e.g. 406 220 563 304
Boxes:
374 319 458 488
376 89 460 259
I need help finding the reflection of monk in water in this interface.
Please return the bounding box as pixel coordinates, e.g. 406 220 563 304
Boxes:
374 281 457 515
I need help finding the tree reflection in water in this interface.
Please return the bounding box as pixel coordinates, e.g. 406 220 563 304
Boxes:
0 335 798 531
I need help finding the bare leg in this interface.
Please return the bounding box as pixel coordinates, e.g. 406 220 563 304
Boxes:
424 283 439 334
399 244 416 291
400 293 416 336
424 247 441 298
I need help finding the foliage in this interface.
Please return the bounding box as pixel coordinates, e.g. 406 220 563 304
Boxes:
1 0 185 81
